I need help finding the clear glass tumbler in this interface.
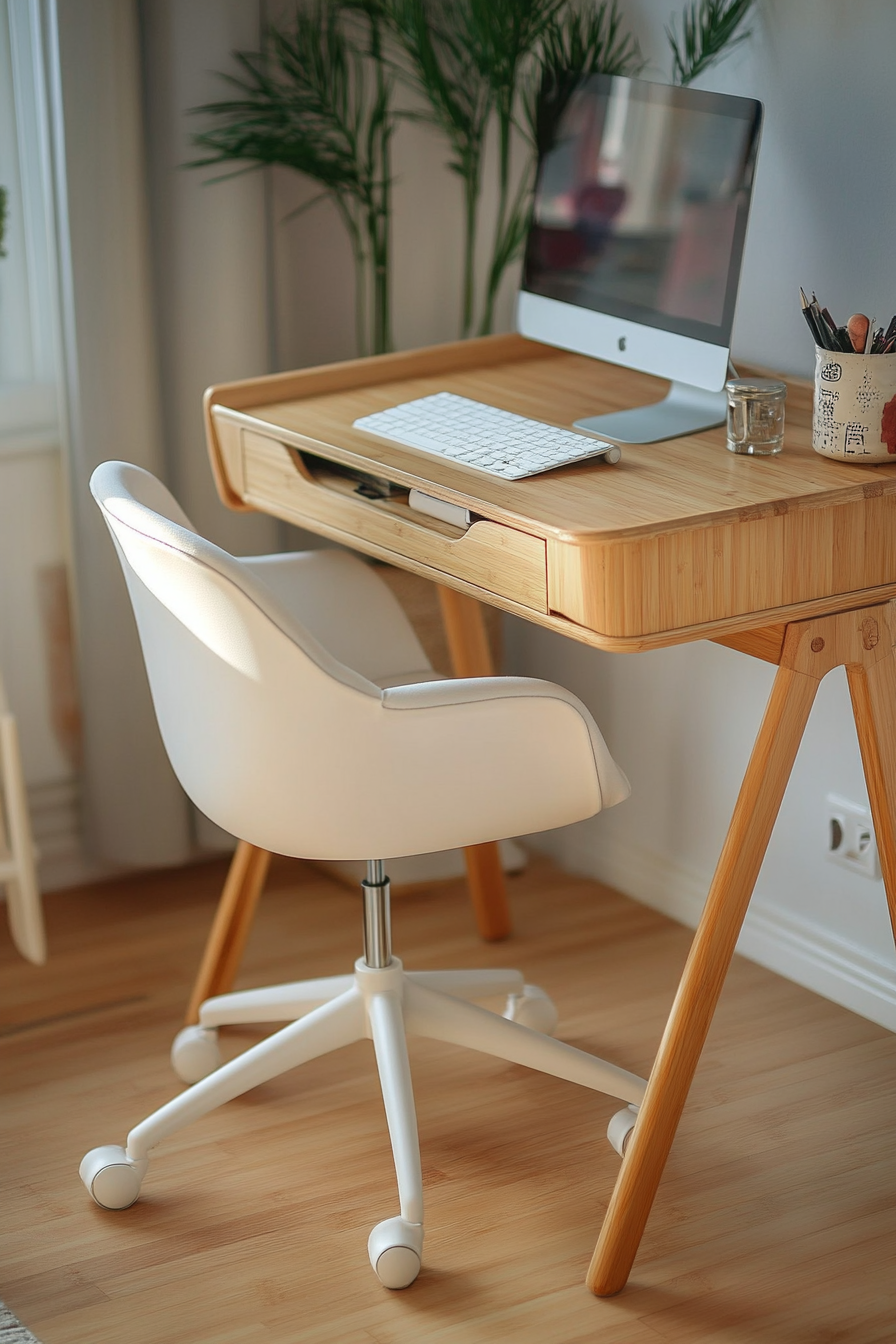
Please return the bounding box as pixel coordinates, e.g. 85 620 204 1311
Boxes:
725 378 787 455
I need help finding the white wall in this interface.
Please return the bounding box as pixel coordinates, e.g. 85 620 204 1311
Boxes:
507 1 896 1029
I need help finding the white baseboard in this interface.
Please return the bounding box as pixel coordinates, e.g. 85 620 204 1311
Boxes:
557 832 896 1032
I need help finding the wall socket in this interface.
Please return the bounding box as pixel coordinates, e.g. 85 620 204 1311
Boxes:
825 794 881 879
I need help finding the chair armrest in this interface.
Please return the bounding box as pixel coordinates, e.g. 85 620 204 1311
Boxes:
383 676 630 810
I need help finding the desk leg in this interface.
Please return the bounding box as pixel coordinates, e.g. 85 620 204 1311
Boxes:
437 585 512 941
184 842 272 1024
847 649 896 947
587 655 821 1296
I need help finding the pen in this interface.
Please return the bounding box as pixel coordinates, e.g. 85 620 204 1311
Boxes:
800 289 830 348
801 290 896 355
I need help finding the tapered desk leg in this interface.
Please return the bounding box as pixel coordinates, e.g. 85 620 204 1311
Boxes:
588 600 896 1295
437 585 512 941
587 649 822 1295
847 649 896 947
184 842 272 1024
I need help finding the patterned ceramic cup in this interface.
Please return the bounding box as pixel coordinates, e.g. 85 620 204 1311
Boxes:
812 348 896 463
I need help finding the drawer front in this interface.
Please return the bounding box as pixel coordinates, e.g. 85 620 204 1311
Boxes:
548 492 896 638
242 430 548 613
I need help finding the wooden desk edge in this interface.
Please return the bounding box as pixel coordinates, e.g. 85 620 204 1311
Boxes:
205 341 896 552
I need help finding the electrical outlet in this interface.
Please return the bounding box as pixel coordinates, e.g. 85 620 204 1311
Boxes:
825 794 880 879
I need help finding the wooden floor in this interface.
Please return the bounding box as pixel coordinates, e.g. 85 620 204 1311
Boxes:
1 855 894 1344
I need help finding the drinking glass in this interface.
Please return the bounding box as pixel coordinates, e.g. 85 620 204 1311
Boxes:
726 378 786 455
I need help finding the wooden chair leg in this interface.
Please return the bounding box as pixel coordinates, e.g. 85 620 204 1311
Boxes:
437 585 512 941
184 841 272 1024
587 645 822 1296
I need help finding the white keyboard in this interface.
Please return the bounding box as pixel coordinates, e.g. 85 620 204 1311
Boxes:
352 392 621 481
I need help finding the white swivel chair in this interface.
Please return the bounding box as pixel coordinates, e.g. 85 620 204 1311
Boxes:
80 461 645 1288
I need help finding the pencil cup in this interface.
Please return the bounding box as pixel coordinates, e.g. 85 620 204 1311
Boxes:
812 347 896 463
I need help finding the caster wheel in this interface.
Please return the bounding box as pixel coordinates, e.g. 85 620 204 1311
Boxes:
504 984 559 1035
607 1104 639 1157
171 1025 222 1083
368 1217 423 1289
79 1145 147 1209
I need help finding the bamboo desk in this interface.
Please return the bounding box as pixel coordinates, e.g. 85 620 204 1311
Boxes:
203 333 896 1295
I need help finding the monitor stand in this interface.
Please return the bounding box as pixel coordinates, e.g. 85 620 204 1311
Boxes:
575 381 727 445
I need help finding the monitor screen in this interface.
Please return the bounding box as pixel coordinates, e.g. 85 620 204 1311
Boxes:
521 74 762 354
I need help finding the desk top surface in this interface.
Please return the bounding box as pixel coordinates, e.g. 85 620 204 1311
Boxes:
208 334 896 547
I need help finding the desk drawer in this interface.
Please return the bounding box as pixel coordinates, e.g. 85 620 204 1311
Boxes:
241 430 548 613
547 490 896 638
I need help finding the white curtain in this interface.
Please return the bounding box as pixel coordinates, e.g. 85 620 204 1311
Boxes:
44 0 282 865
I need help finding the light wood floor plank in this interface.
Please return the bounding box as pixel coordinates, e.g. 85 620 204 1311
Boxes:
1 855 893 1343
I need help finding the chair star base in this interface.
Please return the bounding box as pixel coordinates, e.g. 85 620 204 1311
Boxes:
81 865 646 1287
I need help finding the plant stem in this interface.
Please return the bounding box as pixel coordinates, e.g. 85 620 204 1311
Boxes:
461 168 480 338
384 0 492 340
189 0 398 360
367 7 393 353
336 198 370 356
478 99 513 336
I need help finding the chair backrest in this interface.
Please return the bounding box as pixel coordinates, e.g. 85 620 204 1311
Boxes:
92 462 627 862
91 461 397 856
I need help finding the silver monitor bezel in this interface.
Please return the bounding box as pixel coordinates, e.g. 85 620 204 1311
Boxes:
517 75 763 395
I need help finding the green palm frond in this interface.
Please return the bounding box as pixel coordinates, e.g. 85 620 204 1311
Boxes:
478 0 641 336
468 0 565 334
668 0 754 86
524 1 643 156
385 0 494 335
190 0 396 354
462 0 564 117
387 0 490 179
192 17 365 197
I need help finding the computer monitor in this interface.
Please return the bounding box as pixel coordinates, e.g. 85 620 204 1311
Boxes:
517 74 762 443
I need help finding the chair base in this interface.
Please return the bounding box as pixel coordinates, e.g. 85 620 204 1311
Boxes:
80 956 646 1287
